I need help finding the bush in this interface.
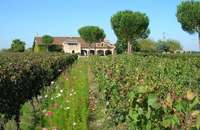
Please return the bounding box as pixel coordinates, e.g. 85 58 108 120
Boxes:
0 114 6 130
20 98 43 130
90 54 200 129
137 39 156 52
156 39 183 53
0 53 78 119
11 39 26 52
34 44 48 53
48 45 63 52
3 118 17 130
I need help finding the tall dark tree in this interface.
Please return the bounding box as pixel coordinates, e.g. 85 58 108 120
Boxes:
11 39 26 52
115 39 128 54
176 1 200 49
111 10 150 54
42 35 53 51
78 26 105 55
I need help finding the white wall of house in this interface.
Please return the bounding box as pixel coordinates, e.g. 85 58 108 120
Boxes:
63 42 81 54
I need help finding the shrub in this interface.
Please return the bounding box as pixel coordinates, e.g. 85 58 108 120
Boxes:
48 45 63 52
10 39 26 52
3 118 17 130
34 44 48 53
0 114 6 130
156 39 183 53
20 98 43 130
137 39 156 52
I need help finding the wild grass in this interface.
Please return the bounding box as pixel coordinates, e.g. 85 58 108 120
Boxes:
41 59 89 130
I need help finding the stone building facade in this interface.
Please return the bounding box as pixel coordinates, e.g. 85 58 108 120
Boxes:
34 36 115 56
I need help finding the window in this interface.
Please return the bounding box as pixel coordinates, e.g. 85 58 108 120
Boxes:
67 43 78 45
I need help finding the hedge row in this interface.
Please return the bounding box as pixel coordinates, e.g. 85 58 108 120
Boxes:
33 44 63 53
0 53 78 118
90 54 200 129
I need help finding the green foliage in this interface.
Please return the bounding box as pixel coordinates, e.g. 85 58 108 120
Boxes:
115 39 128 54
0 49 12 53
0 114 6 129
78 26 106 44
115 39 140 54
20 102 35 130
176 0 200 47
20 98 43 130
111 10 150 41
0 53 78 119
34 44 48 53
111 10 150 53
137 39 156 52
25 48 33 52
11 39 26 52
156 39 183 53
3 118 17 130
48 44 63 52
176 1 200 34
90 54 200 130
42 35 53 45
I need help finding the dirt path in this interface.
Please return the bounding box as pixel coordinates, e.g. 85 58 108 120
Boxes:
88 66 116 130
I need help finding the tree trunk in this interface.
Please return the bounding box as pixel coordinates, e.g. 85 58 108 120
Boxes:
127 40 132 54
198 33 200 50
88 47 90 56
88 44 91 56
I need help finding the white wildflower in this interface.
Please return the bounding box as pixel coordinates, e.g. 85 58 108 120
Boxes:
42 109 47 113
44 95 48 98
64 107 70 111
60 89 63 93
57 93 61 97
70 93 73 96
106 101 109 106
51 81 55 85
73 122 77 126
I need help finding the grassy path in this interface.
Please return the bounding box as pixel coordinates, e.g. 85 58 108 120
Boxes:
42 58 115 130
42 59 89 130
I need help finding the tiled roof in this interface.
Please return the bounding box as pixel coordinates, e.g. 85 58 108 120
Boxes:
34 36 115 49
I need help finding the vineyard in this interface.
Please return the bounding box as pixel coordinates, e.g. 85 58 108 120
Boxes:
0 53 200 130
90 54 200 130
0 53 77 120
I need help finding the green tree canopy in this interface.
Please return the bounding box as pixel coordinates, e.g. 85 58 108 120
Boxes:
42 35 53 45
137 39 156 52
156 39 183 53
115 39 128 54
11 39 26 52
176 1 200 48
115 39 140 54
78 26 106 44
111 10 150 54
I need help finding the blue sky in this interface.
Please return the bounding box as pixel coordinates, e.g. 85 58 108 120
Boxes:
0 0 199 50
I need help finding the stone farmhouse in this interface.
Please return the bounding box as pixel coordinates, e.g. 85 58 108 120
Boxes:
34 36 115 56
